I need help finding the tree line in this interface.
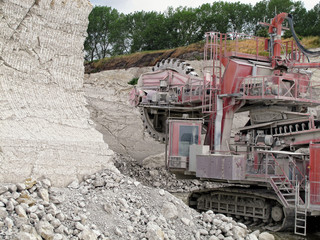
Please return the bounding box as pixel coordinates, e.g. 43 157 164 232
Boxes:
84 0 320 62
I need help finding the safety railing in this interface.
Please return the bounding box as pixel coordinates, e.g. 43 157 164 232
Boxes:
237 75 320 103
180 79 208 104
289 159 306 188
246 151 305 184
204 32 308 63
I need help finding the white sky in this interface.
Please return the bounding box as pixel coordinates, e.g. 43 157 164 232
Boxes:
90 0 319 14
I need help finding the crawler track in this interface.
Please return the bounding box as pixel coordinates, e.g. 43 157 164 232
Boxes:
189 187 294 232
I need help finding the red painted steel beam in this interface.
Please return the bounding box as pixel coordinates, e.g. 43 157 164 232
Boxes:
287 62 320 69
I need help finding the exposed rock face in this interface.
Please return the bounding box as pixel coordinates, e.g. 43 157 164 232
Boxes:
0 0 114 186
84 68 164 161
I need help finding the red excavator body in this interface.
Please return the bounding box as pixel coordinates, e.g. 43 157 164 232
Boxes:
130 13 320 235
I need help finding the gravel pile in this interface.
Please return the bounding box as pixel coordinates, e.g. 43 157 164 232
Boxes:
0 160 275 240
114 154 226 193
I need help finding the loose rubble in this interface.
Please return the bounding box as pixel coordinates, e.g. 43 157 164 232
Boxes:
114 153 226 194
0 156 275 240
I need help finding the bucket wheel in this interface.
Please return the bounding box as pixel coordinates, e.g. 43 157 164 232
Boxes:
140 107 166 143
152 58 198 76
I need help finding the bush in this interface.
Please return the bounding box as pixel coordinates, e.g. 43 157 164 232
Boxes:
128 77 139 85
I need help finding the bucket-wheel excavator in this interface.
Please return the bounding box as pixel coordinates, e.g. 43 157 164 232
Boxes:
129 13 320 235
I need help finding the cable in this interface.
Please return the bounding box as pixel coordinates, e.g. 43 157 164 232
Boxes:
287 14 320 57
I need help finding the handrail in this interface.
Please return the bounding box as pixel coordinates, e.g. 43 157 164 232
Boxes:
290 159 305 187
269 153 293 188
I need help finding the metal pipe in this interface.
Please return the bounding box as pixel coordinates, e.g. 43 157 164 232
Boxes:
214 96 223 151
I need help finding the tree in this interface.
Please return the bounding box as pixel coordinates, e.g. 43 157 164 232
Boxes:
84 6 120 61
303 3 320 36
127 11 168 52
224 2 253 33
84 1 319 61
164 7 200 48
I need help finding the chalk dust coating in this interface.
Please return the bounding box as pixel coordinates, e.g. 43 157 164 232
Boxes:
84 68 164 163
0 0 114 186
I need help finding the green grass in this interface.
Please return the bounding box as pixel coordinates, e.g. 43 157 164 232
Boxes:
85 36 320 74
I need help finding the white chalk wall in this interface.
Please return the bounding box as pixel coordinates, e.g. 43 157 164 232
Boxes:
0 0 114 186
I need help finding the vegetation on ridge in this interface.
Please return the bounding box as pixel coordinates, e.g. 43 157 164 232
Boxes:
84 0 320 63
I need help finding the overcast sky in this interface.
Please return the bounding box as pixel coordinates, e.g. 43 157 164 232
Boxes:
90 0 318 14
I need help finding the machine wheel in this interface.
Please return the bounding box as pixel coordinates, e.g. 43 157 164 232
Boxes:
141 107 166 143
271 205 284 222
139 59 200 142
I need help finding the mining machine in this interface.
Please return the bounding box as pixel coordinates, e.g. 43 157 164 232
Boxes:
129 13 320 235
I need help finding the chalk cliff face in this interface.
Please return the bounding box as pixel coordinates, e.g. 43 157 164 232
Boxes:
0 0 114 186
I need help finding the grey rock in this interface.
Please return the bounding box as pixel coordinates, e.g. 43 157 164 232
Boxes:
162 202 178 219
127 225 134 233
52 234 65 240
114 227 123 236
41 179 52 189
203 213 213 223
55 225 67 234
225 237 233 240
238 222 247 229
51 219 61 228
159 189 165 196
233 225 247 239
118 198 129 208
181 217 190 226
103 203 114 214
5 217 14 229
93 178 105 187
44 213 54 222
14 232 38 240
68 180 80 189
38 188 50 202
252 230 260 237
247 233 259 240
195 231 201 240
213 218 222 227
134 181 140 187
20 203 29 210
50 195 63 204
146 222 165 240
209 236 219 240
27 205 38 213
258 232 275 240
15 205 27 218
9 185 17 193
79 228 97 240
6 200 15 211
56 212 65 221
0 186 8 195
16 183 26 191
12 192 20 199
35 221 55 240
199 229 208 235
75 222 85 231
134 209 141 216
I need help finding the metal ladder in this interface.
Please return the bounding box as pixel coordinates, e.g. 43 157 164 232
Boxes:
294 182 307 236
202 32 221 114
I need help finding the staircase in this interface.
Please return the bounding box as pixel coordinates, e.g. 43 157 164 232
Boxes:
269 176 307 236
269 176 297 207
